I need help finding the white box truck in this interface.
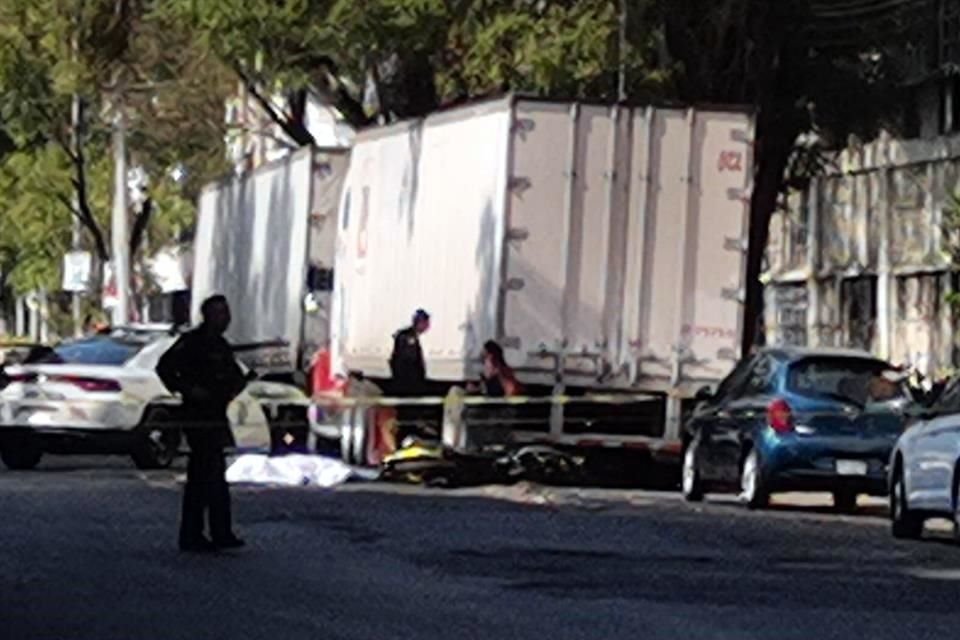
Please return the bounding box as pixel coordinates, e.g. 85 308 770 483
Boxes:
330 95 755 463
192 146 348 381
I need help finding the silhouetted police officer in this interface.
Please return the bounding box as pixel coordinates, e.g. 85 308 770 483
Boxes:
157 295 248 552
389 309 430 396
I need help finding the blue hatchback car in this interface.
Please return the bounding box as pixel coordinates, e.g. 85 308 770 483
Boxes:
681 347 909 511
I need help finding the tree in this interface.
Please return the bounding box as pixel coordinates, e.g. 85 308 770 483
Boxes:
660 0 923 355
165 0 673 146
0 0 230 299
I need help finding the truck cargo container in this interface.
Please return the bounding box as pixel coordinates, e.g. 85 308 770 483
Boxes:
329 95 755 463
192 146 348 380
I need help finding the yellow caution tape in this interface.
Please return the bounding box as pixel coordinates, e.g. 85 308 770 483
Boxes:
305 393 660 408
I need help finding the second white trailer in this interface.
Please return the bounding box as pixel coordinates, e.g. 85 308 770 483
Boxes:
193 147 348 378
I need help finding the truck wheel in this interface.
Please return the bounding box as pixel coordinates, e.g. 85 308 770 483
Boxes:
339 409 356 465
0 435 42 471
681 438 704 502
833 490 858 514
131 407 182 470
350 409 373 467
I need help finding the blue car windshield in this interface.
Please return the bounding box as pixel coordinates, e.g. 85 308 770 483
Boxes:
53 338 145 366
787 357 902 405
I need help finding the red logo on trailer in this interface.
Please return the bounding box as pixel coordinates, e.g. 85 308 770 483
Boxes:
718 151 743 173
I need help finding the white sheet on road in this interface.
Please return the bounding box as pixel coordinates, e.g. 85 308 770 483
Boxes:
226 454 364 487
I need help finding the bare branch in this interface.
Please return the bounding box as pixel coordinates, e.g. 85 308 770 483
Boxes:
55 192 82 218
232 64 315 147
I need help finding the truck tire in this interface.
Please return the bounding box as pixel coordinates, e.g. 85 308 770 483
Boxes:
339 409 356 465
131 407 182 470
833 490 858 514
350 409 373 467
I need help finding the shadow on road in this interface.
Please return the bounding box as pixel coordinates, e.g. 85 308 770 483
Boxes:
700 494 889 520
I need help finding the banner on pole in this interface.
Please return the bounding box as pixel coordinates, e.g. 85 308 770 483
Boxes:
62 251 92 293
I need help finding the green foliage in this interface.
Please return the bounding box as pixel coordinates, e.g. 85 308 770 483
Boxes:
0 146 73 293
0 143 113 294
165 0 674 128
0 0 231 298
0 0 936 336
942 194 960 312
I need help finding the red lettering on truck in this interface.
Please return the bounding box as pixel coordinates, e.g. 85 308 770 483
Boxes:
681 324 738 340
717 151 743 173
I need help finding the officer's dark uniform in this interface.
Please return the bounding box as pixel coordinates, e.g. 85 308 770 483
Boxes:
389 326 426 396
157 326 246 549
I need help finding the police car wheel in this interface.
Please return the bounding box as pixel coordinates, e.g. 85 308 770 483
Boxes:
131 407 181 470
0 436 42 471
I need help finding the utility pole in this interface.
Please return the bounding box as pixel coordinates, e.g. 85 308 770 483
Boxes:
70 7 82 337
14 295 24 337
110 99 130 327
71 92 83 337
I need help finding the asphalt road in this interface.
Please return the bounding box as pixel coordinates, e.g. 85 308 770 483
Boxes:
3 457 960 640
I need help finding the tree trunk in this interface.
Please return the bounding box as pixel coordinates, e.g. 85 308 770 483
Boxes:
129 197 152 262
740 116 798 357
69 97 110 263
235 66 316 147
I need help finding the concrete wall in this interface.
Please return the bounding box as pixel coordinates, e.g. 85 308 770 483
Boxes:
765 130 960 376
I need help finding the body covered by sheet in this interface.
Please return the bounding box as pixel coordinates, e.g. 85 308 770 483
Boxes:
226 454 364 487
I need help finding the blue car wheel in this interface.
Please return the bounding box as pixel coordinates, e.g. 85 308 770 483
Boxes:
741 448 770 510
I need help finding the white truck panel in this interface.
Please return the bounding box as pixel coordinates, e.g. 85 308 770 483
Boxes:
332 101 512 380
571 106 614 359
606 109 634 368
502 102 571 350
301 152 350 358
193 147 347 371
410 105 511 376
336 122 423 372
637 110 692 382
333 97 754 393
308 153 349 268
679 111 753 381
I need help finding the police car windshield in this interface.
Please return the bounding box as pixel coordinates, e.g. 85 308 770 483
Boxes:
53 337 146 366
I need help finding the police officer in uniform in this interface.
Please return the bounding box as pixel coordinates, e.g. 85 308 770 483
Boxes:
389 309 430 396
157 295 248 552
